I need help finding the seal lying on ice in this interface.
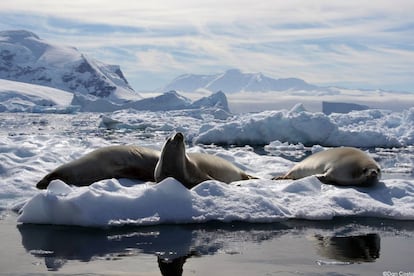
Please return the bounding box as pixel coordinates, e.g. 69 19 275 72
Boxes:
273 147 381 187
154 132 256 189
36 145 160 189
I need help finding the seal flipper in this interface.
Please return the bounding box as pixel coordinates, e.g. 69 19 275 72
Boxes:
184 173 214 189
315 173 331 184
245 174 259 180
36 172 58 189
271 174 292 180
316 172 344 186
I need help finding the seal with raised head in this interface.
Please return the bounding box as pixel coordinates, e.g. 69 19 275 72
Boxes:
273 147 381 187
154 132 255 189
36 145 160 189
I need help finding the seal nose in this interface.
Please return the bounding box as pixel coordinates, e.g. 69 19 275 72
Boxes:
367 169 380 180
364 168 378 176
173 132 184 141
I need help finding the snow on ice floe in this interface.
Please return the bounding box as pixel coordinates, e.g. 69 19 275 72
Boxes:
101 105 414 148
17 176 414 227
10 135 414 228
4 133 414 227
193 105 414 147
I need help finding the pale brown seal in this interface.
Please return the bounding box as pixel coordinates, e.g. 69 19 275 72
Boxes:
273 147 381 186
36 145 160 189
154 132 255 189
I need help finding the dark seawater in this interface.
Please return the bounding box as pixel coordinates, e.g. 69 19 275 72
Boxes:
1 214 413 275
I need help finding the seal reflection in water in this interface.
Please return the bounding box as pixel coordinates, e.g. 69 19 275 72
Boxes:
273 147 381 187
313 233 380 263
154 132 256 189
36 145 160 189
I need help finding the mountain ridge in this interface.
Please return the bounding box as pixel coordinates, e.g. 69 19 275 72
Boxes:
162 69 318 93
0 78 230 114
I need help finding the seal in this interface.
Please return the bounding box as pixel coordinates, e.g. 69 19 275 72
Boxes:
36 145 160 189
273 147 381 186
154 132 255 189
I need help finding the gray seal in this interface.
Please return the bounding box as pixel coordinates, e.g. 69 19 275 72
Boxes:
273 147 381 186
154 132 255 189
36 145 160 189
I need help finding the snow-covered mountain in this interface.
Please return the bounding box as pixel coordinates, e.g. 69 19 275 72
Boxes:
190 91 229 111
162 69 318 93
75 90 230 113
0 77 230 113
0 30 140 103
124 90 192 111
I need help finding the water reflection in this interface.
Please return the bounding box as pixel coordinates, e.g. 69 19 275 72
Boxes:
157 253 196 276
18 222 289 273
313 233 380 263
17 219 414 274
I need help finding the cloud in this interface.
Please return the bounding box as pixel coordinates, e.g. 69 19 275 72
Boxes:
0 0 413 91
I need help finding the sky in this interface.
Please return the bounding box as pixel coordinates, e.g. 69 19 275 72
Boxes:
0 0 413 92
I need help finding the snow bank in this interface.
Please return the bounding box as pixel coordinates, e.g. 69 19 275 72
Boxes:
17 176 414 227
